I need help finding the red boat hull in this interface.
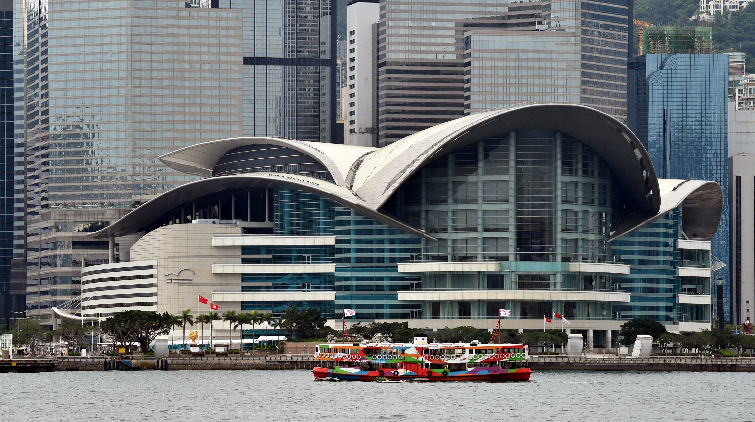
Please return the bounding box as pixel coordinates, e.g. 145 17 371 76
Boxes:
313 367 532 382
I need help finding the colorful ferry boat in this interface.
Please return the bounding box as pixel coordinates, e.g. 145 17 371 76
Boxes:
312 337 531 381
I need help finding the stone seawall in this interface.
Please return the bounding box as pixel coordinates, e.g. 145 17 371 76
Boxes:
529 356 755 372
38 355 755 372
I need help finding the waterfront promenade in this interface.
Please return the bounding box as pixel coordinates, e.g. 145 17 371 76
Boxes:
5 354 755 372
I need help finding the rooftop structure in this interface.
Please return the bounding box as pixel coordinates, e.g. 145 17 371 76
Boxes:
642 27 713 55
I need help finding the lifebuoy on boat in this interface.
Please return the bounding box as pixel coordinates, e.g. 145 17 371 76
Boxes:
426 370 433 377
442 370 449 376
393 370 399 376
378 370 384 376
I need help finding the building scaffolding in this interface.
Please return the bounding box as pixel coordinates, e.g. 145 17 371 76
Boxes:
642 27 713 54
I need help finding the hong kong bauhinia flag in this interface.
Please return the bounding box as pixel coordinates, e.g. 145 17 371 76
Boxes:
198 295 208 304
210 303 219 310
544 316 552 323
344 309 356 317
499 309 511 317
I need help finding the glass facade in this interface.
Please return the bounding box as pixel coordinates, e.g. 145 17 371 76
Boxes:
627 53 730 322
390 131 620 264
377 0 629 144
239 186 421 320
612 210 703 322
0 5 16 322
218 0 336 143
380 130 622 321
15 0 244 322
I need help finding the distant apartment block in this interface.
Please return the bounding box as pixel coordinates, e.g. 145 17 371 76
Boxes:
376 0 631 144
345 0 379 147
701 0 753 16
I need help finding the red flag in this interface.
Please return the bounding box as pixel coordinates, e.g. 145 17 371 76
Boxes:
210 303 219 310
544 317 552 323
198 295 208 304
554 311 562 319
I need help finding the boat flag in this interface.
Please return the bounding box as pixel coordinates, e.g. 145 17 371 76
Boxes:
499 309 510 317
344 309 356 317
210 303 219 310
198 294 208 304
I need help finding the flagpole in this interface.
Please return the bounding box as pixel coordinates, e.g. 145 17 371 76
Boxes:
543 315 545 332
342 307 345 344
497 313 501 344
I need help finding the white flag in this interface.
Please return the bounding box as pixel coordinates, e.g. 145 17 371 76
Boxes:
499 309 511 317
562 317 571 324
344 309 356 317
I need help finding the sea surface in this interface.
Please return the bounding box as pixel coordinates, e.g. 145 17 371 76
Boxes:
0 370 750 421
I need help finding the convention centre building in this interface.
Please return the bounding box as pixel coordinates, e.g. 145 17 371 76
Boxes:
67 104 722 349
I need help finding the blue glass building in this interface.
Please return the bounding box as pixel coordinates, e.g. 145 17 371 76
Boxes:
0 2 15 322
627 53 730 322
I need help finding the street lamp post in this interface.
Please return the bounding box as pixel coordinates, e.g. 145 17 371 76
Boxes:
716 278 726 331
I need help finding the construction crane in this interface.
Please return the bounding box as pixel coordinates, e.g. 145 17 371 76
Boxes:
634 19 653 55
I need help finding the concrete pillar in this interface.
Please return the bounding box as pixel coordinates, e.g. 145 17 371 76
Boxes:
180 208 185 224
218 200 222 220
606 329 612 349
248 191 252 222
587 329 594 350
108 235 115 263
231 195 236 220
192 201 196 221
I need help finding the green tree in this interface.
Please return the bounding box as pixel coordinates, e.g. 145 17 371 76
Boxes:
208 311 220 349
235 312 252 351
196 314 211 347
167 314 181 350
179 309 195 348
222 310 238 349
619 318 667 346
249 310 262 349
100 310 171 353
13 318 48 354
54 323 87 353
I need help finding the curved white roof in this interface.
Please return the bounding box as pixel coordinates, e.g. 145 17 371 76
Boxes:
96 104 721 242
159 137 376 186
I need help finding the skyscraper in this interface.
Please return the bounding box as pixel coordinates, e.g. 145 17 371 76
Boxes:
376 0 631 144
14 0 244 324
627 53 730 321
0 0 16 323
218 0 336 143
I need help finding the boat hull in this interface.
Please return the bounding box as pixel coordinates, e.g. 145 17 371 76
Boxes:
313 366 531 382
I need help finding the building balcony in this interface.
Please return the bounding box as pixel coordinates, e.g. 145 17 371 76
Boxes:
212 290 337 302
677 267 711 278
212 235 336 247
677 240 711 251
568 262 631 274
211 263 336 274
397 261 500 273
678 294 712 305
397 289 631 302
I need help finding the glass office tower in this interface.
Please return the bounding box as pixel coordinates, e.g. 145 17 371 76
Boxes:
627 53 730 321
0 1 17 322
14 0 244 324
377 0 630 144
215 0 336 143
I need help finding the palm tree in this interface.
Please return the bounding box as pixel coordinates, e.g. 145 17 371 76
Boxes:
180 309 195 349
196 314 210 348
260 312 273 349
168 314 181 353
249 310 262 350
235 313 252 352
208 311 220 350
222 310 238 350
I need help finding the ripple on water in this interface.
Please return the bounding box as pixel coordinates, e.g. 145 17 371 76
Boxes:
0 370 753 422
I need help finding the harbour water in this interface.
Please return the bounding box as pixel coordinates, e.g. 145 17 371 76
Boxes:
1 370 750 421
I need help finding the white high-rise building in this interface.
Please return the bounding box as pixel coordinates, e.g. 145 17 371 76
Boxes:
700 0 753 16
345 0 379 147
